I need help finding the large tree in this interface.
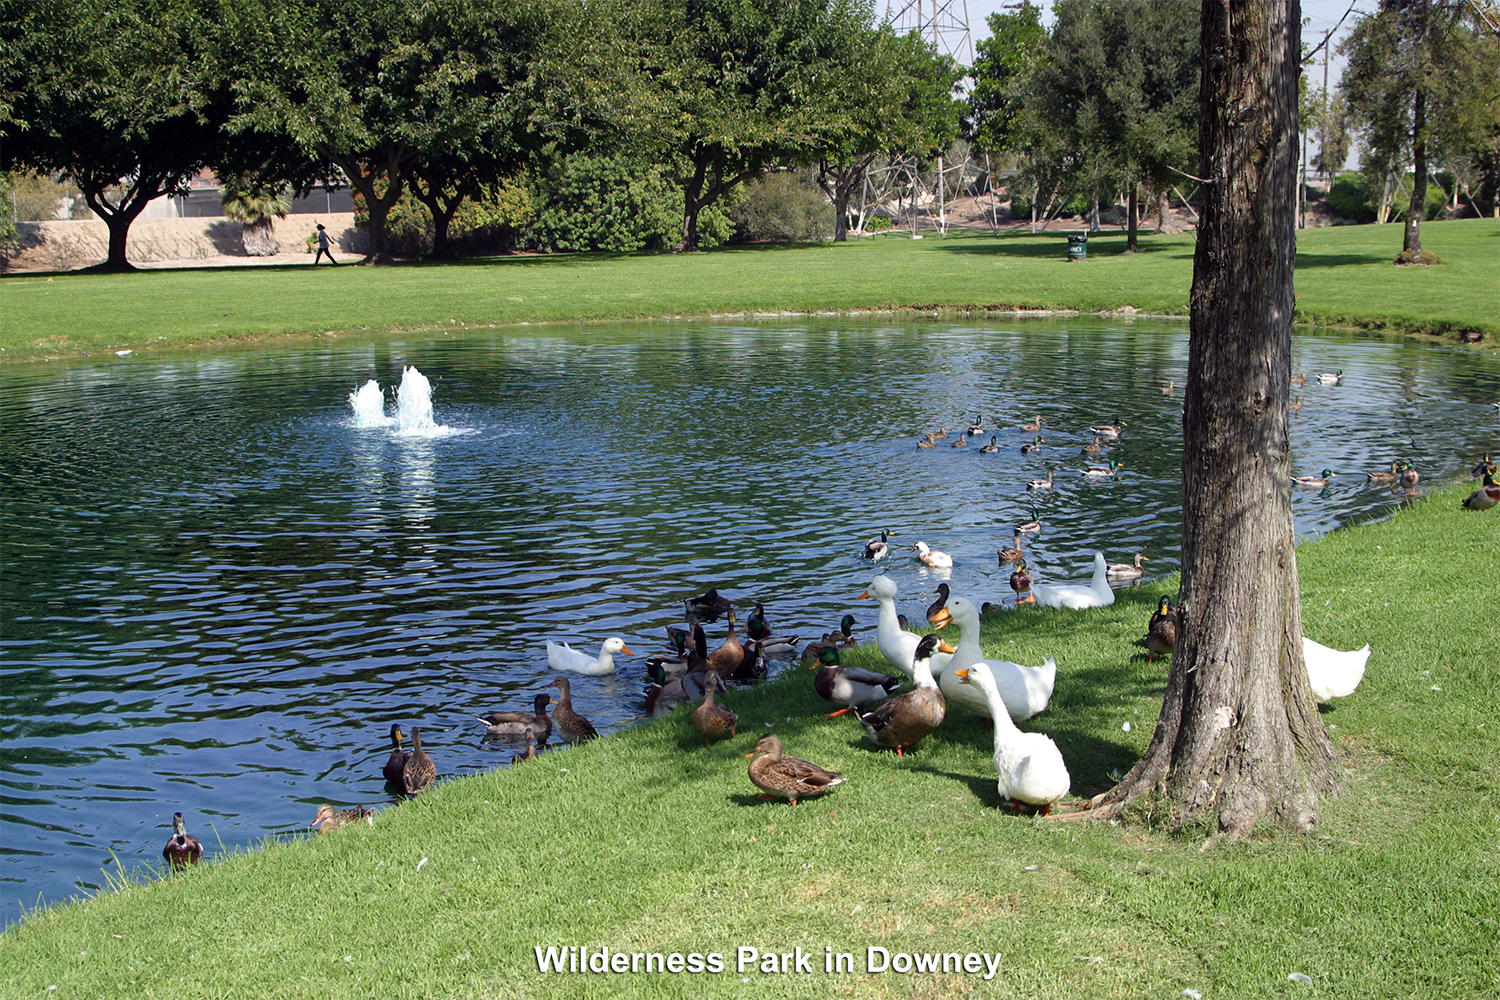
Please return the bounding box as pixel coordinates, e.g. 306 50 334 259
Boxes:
2 0 228 271
1088 0 1338 836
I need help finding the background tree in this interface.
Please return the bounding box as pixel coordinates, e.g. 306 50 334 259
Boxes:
967 2 1050 228
219 178 291 256
1089 0 1339 836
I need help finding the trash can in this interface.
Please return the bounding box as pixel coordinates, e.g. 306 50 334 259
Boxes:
1067 233 1088 261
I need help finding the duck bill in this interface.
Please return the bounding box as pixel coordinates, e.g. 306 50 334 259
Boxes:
620 645 634 656
936 639 957 654
956 668 972 685
928 608 953 628
744 749 766 759
856 590 869 600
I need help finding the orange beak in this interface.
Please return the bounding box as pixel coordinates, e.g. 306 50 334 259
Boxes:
620 645 634 656
956 668 972 684
856 590 870 600
928 608 953 628
937 638 957 654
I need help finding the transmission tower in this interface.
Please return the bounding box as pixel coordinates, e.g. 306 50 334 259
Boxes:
885 0 974 69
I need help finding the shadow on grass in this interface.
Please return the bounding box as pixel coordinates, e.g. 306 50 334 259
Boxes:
1293 252 1390 268
937 232 1192 260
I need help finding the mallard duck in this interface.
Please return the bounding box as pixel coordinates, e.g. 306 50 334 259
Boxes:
162 812 202 870
1398 463 1420 490
1082 459 1121 478
927 593 1055 719
951 433 969 448
402 728 436 795
1303 636 1369 702
1146 595 1177 664
1015 508 1042 534
812 645 902 718
932 426 949 439
644 653 723 716
511 730 539 764
1030 552 1115 610
547 636 633 676
745 734 845 805
549 675 599 743
912 540 953 569
1009 559 1034 603
1291 371 1308 385
797 614 856 667
1364 461 1400 484
855 633 952 756
1021 414 1043 432
1472 454 1496 478
979 436 1000 454
1021 435 1043 453
1026 470 1054 491
1088 419 1125 440
475 693 552 743
684 588 732 624
1290 395 1303 412
997 530 1025 564
1161 379 1175 395
644 631 691 678
707 609 746 674
917 435 936 449
958 663 1070 815
1461 472 1499 510
857 574 953 678
381 724 408 785
745 603 772 642
1315 369 1343 385
863 529 894 561
310 803 374 833
1081 436 1105 455
1292 468 1336 489
966 415 985 435
692 670 739 746
1106 552 1148 579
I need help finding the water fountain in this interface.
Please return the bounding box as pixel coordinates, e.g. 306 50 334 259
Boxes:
347 366 452 436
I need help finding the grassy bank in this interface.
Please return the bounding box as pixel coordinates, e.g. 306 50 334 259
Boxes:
2 219 1495 363
2 481 1496 999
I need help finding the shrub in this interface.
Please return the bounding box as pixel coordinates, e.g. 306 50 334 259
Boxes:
1328 172 1376 223
523 153 682 253
353 181 531 256
729 171 832 243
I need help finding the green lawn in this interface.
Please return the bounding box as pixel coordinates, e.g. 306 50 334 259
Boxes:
2 219 1495 362
2 481 1496 999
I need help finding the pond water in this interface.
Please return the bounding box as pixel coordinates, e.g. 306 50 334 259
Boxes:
2 318 1497 923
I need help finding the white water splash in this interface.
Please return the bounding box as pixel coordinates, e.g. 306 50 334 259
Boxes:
348 379 391 428
348 366 466 438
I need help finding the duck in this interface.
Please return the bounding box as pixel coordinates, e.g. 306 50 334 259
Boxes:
951 433 969 448
1021 435 1044 454
162 812 203 870
932 426 949 439
966 415 985 436
927 593 1055 719
1030 552 1115 610
402 728 437 795
644 657 723 717
799 614 858 665
745 733 845 805
857 574 953 678
381 724 408 785
1009 560 1034 604
1161 379 1175 395
957 663 1070 815
1014 508 1042 534
924 583 950 621
1088 419 1125 440
1021 414 1043 432
1303 636 1369 702
917 435 937 449
684 588 732 624
691 670 739 746
511 730 539 764
1315 369 1343 385
997 530 1025 564
707 610 746 674
1291 371 1308 385
1292 468 1336 489
912 540 953 569
1472 454 1496 478
979 436 1000 454
812 645 903 717
1461 472 1499 510
644 630 691 678
547 636 633 676
1290 395 1303 412
310 803 374 834
1146 595 1177 664
1026 470 1054 491
1082 459 1121 478
855 633 952 756
1081 436 1105 455
863 528 894 561
1106 552 1148 579
549 675 599 743
475 693 552 743
1364 460 1400 484
744 603 773 643
1398 463 1420 491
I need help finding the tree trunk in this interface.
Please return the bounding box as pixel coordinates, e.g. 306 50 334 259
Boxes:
678 153 710 253
1400 88 1427 260
1087 0 1337 837
1126 180 1139 251
241 218 279 256
79 180 160 272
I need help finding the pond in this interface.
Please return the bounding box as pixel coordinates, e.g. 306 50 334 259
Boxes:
2 318 1497 923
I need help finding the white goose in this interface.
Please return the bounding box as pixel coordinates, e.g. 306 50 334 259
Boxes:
857 574 953 679
546 636 633 676
926 594 1054 720
1031 552 1115 610
912 540 953 569
1303 636 1369 702
958 662 1070 814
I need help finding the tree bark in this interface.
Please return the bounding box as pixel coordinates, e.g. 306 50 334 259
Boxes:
1401 88 1427 259
1087 0 1337 837
1126 180 1139 250
79 179 161 272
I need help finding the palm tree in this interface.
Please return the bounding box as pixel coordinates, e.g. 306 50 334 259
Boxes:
220 178 292 256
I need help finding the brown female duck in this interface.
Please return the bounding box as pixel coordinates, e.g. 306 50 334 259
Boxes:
310 803 374 833
745 733 845 805
402 727 437 795
692 670 739 746
549 675 599 743
855 633 953 756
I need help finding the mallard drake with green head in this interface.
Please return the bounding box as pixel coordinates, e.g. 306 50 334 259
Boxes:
381 724 408 785
692 670 738 746
310 803 374 834
162 812 202 870
1315 370 1343 385
1398 463 1420 491
979 436 1000 454
745 733 845 805
1021 435 1043 454
1292 469 1336 489
402 728 436 795
864 529 894 561
475 693 552 743
1106 552 1148 579
855 633 952 756
1146 596 1177 664
550 675 599 743
1014 508 1042 534
966 415 984 435
811 645 902 718
1461 472 1499 510
1082 459 1121 478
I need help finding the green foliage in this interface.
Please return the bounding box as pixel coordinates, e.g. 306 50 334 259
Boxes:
968 1 1047 155
863 212 892 232
1328 172 1377 223
524 152 683 253
7 171 82 222
219 179 291 225
0 174 18 257
729 171 832 243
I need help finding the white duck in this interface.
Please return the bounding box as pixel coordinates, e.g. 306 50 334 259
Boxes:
1303 636 1369 702
546 636 633 676
1031 553 1115 610
926 594 1055 720
857 574 953 679
958 662 1070 814
912 540 953 569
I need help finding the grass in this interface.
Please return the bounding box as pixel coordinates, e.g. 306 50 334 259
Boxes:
1 219 1495 363
2 481 1496 999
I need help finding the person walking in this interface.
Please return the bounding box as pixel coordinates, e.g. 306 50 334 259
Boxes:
313 224 337 265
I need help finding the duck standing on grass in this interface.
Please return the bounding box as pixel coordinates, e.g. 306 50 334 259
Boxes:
811 645 902 718
855 633 952 757
162 812 202 870
1461 473 1499 510
549 675 599 743
1010 560 1034 604
692 670 738 746
310 804 374 834
745 734 845 805
402 728 437 795
382 724 408 785
1146 596 1177 664
958 663 1070 816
